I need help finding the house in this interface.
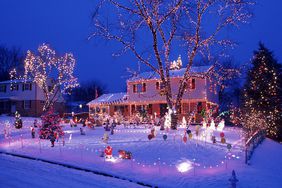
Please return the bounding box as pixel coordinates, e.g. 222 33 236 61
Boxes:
0 79 65 116
87 58 219 123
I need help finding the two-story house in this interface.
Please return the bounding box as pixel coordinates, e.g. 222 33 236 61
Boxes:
0 79 65 116
87 59 218 123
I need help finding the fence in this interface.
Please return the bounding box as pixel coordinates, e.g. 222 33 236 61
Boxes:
245 129 266 164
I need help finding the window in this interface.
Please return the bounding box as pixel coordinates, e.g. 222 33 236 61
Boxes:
191 79 196 89
137 84 142 92
23 83 32 91
24 100 32 109
156 82 160 90
0 85 6 92
142 83 146 92
10 84 19 91
133 84 137 93
133 83 146 93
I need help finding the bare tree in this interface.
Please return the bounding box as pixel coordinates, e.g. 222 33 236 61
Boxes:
91 0 253 129
0 45 23 81
10 44 79 112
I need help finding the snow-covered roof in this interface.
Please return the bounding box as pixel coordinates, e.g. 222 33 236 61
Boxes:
128 65 213 82
0 79 33 84
87 92 127 106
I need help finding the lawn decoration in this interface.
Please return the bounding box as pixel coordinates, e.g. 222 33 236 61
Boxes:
210 119 216 131
217 119 225 132
104 146 113 158
220 132 226 143
118 150 132 159
212 135 216 143
188 133 193 139
14 111 23 129
227 144 232 151
183 134 188 143
80 127 86 135
102 132 109 143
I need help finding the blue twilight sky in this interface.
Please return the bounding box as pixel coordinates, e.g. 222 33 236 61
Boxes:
0 0 281 92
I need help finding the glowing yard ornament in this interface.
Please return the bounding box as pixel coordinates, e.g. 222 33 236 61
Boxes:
210 119 216 131
68 134 72 143
181 116 187 128
202 120 207 129
176 161 193 173
104 145 113 158
164 109 172 129
217 119 225 132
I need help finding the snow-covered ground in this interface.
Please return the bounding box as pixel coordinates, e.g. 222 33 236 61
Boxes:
0 116 281 187
0 154 144 188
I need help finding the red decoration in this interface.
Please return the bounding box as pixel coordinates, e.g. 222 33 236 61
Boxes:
183 135 187 143
118 150 132 159
104 146 113 158
148 134 153 140
220 132 225 138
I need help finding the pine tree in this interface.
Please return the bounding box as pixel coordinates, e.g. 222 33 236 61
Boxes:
39 108 64 139
242 43 282 140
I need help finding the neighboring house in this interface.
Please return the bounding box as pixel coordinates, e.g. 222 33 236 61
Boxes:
0 79 65 117
88 58 219 122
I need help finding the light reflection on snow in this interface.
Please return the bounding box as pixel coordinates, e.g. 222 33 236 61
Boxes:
176 160 193 173
105 157 120 163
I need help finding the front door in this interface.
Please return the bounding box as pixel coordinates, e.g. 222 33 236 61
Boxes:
11 103 16 113
159 103 168 117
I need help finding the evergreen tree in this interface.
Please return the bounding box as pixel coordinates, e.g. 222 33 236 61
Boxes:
242 43 282 140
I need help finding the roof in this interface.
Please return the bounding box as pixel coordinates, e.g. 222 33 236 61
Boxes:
127 65 213 82
0 79 33 84
87 92 127 106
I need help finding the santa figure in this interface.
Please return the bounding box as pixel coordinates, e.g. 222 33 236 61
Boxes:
104 146 113 159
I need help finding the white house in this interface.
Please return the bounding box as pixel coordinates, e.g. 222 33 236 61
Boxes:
0 79 65 116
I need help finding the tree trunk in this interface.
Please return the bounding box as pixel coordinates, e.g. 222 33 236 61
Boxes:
171 113 178 130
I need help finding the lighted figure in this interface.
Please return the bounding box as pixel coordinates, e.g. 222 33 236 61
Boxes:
118 150 132 159
50 133 56 147
14 111 23 129
210 118 216 131
4 121 11 138
69 134 72 142
217 119 225 132
104 146 113 159
181 116 187 128
80 127 86 135
70 119 76 127
164 108 172 129
33 119 38 128
31 127 35 138
202 120 207 129
103 132 109 143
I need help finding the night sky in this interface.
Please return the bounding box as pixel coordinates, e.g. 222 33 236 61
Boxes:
0 0 281 92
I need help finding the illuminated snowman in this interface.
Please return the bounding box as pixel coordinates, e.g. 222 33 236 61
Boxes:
210 118 216 131
217 119 225 132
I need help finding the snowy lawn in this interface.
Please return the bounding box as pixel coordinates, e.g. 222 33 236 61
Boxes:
0 116 281 188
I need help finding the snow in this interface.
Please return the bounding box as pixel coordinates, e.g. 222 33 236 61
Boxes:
87 92 127 105
0 154 143 188
0 116 281 187
128 65 213 82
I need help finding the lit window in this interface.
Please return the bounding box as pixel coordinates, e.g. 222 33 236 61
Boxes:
156 82 160 90
191 79 196 89
133 84 137 93
142 83 146 92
